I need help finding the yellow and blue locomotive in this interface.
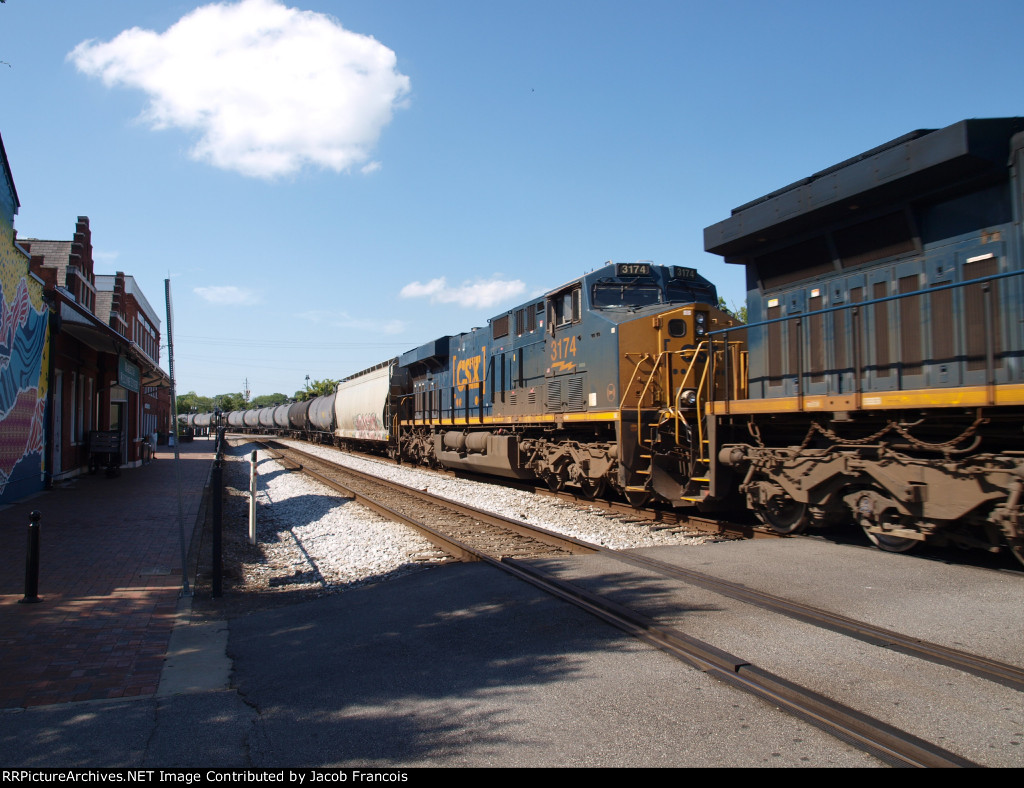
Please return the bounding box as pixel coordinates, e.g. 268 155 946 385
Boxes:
394 262 744 504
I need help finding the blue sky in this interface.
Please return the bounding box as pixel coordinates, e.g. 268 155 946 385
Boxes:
2 0 1022 400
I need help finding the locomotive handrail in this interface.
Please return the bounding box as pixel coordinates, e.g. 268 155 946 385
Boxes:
706 266 1024 336
707 266 1024 409
628 341 747 467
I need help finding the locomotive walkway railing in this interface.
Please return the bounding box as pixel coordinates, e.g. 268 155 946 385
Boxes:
624 338 747 469
706 266 1024 413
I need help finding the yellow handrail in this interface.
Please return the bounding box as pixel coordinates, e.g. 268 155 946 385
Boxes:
626 339 745 472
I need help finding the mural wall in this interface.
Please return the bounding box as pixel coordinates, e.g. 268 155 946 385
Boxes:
0 214 48 503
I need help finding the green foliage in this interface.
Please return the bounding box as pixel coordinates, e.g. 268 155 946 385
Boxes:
251 393 289 408
294 379 338 401
717 297 748 324
176 391 213 414
216 393 247 412
178 380 338 413
176 391 247 413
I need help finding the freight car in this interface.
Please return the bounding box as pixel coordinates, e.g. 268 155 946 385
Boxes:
700 117 1024 564
219 362 402 450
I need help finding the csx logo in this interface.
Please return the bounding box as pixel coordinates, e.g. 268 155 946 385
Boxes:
454 350 485 387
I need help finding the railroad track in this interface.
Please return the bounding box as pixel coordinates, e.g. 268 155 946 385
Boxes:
246 438 1024 767
260 440 594 563
268 433 768 540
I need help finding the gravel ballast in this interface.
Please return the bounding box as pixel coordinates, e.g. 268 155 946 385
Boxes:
210 437 716 608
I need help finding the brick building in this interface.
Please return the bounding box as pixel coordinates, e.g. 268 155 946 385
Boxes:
95 272 172 447
18 218 171 482
0 133 48 504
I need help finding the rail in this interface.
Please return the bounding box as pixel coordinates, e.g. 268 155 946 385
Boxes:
263 438 979 766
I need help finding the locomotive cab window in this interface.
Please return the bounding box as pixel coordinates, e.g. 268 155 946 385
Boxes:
592 282 662 308
666 282 713 303
549 286 581 329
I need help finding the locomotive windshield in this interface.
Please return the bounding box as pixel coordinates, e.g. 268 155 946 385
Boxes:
665 282 714 303
591 283 663 308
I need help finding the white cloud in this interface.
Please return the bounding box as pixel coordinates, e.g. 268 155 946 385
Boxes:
298 310 404 335
194 285 262 305
399 276 527 309
69 0 410 179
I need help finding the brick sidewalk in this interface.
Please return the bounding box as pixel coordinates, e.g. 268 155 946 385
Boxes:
0 440 215 708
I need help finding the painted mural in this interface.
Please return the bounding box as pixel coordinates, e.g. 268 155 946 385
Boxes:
0 214 48 503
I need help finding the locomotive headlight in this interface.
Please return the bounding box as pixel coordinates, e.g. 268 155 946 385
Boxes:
695 312 707 336
679 388 698 408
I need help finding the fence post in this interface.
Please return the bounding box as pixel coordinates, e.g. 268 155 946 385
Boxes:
19 511 42 604
249 450 258 545
212 459 223 598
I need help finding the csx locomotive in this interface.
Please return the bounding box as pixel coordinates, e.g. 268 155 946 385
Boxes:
208 116 1024 566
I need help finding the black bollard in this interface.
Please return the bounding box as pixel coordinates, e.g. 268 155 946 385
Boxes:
20 510 42 604
212 459 223 598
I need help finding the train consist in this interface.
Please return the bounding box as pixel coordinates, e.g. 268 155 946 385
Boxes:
196 117 1024 566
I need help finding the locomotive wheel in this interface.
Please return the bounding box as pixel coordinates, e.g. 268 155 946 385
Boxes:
543 470 566 492
863 528 918 554
578 477 606 501
754 496 810 535
852 492 919 554
624 488 649 508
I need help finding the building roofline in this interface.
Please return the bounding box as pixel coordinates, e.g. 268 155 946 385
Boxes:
0 132 20 215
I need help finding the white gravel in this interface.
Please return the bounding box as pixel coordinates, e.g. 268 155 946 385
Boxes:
230 437 716 593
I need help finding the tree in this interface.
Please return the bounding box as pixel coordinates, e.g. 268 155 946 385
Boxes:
251 393 289 408
718 297 747 324
176 391 214 414
214 392 247 412
293 378 338 401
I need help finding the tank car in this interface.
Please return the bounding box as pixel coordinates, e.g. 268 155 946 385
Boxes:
701 117 1024 564
270 404 290 432
394 262 742 503
307 391 337 440
257 406 276 431
227 410 246 431
288 400 312 436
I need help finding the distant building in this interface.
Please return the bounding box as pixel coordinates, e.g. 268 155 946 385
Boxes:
0 133 48 503
95 272 172 445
